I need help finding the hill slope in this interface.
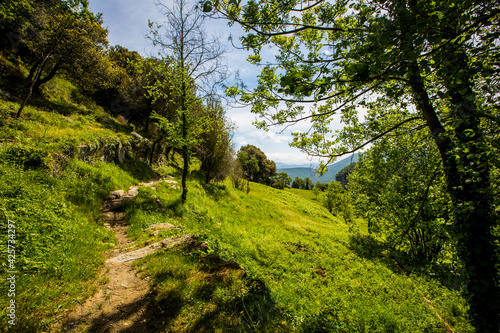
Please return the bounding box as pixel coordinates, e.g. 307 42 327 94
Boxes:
125 178 473 332
0 96 470 332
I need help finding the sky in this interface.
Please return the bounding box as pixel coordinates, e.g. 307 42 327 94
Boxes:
87 0 343 167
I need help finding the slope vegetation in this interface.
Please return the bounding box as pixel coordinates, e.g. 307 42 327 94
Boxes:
0 94 471 332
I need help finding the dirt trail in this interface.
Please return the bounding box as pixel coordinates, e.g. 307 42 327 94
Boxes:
57 178 191 333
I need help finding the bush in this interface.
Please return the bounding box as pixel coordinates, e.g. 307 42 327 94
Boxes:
1 146 48 170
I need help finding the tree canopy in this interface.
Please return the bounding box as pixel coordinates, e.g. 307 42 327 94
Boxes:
237 144 276 186
203 0 500 331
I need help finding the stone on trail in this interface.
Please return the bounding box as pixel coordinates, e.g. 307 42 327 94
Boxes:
109 190 125 199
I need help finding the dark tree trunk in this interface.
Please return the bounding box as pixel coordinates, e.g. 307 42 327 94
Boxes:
27 61 40 82
33 60 61 94
409 58 499 333
181 111 188 203
441 51 499 332
165 146 172 162
17 52 52 118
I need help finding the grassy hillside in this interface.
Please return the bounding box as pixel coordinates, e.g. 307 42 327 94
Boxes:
0 74 471 332
0 91 157 331
125 179 472 332
278 154 358 183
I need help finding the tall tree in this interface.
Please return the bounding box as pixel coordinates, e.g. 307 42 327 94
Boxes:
195 98 235 184
15 0 109 117
149 0 228 203
203 1 500 330
237 145 276 185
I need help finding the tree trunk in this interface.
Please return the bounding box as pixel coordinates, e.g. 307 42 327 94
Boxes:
27 61 40 82
441 51 499 332
33 60 61 95
17 52 52 118
409 58 499 333
181 111 188 203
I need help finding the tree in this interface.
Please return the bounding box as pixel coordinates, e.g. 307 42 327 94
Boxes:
323 180 344 216
303 177 312 190
315 181 326 192
236 145 276 185
348 130 451 262
237 150 259 193
291 176 304 189
195 98 235 184
272 171 291 189
0 0 33 29
203 1 500 330
312 186 320 200
148 0 228 203
336 162 356 188
15 0 109 117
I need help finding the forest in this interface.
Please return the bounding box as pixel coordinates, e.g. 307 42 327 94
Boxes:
0 0 498 332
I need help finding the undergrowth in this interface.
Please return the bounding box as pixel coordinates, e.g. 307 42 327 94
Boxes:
0 151 154 332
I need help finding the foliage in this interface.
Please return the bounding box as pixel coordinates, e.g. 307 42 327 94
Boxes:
18 0 110 92
0 0 33 28
123 175 473 332
348 132 452 262
323 180 352 223
237 144 276 186
291 176 304 189
0 157 142 331
311 187 319 201
336 162 356 188
271 171 291 189
315 181 327 192
204 0 500 330
195 99 235 184
303 176 312 190
148 0 228 202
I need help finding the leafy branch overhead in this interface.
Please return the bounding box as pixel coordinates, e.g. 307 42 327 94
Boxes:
202 0 500 332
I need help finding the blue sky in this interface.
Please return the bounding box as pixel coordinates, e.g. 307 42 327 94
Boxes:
87 0 340 166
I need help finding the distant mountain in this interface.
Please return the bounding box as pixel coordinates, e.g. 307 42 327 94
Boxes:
275 162 313 169
277 154 358 184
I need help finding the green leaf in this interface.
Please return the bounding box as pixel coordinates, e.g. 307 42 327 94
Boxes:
202 1 212 12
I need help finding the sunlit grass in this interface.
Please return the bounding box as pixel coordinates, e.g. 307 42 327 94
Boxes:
128 179 473 332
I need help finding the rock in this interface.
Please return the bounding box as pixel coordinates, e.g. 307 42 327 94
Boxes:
147 223 177 231
106 235 198 264
109 190 125 199
164 179 178 184
127 187 139 197
131 132 143 141
117 143 126 163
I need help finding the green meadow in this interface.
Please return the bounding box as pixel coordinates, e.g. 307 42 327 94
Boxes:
0 98 472 332
127 178 473 332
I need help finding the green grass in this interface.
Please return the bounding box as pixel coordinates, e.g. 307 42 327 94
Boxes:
0 99 131 156
0 70 473 332
125 179 473 333
0 157 160 332
286 187 325 203
0 84 157 331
